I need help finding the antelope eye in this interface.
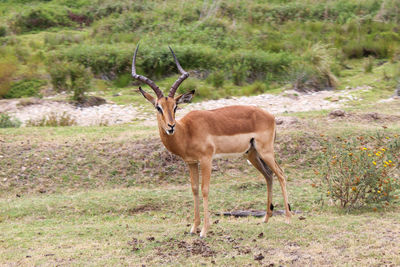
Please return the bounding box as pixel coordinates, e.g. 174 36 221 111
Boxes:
173 106 177 113
156 106 163 114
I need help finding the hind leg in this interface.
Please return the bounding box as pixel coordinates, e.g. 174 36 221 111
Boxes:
247 148 274 223
255 143 292 223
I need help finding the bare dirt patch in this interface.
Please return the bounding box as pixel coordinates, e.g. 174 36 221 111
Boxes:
0 137 250 194
127 203 161 214
329 111 400 123
0 98 139 126
0 88 370 126
176 239 216 257
181 89 346 115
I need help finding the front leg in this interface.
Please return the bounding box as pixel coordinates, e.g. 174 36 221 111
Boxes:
188 163 200 234
200 158 212 238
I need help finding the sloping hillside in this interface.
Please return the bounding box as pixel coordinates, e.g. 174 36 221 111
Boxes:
0 0 399 101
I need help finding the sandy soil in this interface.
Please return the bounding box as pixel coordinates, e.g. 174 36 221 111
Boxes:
1 86 394 126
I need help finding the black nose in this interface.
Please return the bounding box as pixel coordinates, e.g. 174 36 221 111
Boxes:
168 124 175 129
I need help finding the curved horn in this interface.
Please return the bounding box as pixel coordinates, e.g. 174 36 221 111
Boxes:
132 44 163 99
168 46 189 98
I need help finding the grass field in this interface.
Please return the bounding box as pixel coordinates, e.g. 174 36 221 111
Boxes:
1 0 400 265
1 100 400 266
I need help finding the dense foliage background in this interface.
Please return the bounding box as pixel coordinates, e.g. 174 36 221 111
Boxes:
0 0 399 99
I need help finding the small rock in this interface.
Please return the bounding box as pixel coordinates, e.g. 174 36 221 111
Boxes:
258 232 264 238
298 216 306 220
329 109 345 117
330 96 340 102
254 253 265 261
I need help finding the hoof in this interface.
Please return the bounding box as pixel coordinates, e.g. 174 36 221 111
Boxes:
263 212 273 223
285 216 292 224
262 215 270 223
200 228 208 238
190 225 199 235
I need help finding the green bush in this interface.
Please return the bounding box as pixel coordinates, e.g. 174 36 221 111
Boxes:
177 78 198 95
58 44 133 77
0 113 21 128
342 39 391 59
207 70 225 88
47 60 92 101
243 81 268 96
12 5 73 33
231 64 247 86
47 61 69 92
60 44 220 79
364 56 374 73
69 62 92 102
0 57 17 98
228 50 294 81
3 79 46 99
0 26 7 37
193 85 212 100
113 73 132 88
316 133 400 209
290 43 338 92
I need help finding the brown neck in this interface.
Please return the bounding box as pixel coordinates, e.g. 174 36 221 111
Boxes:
157 119 185 157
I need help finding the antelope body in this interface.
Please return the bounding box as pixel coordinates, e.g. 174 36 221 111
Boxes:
133 45 292 238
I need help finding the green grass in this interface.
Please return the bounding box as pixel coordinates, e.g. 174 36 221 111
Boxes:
1 178 399 266
0 123 157 143
1 105 399 265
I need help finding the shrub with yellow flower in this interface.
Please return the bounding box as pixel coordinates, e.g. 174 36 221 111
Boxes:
317 131 400 209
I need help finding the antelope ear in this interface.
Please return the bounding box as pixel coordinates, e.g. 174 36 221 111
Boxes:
138 87 156 106
175 90 195 104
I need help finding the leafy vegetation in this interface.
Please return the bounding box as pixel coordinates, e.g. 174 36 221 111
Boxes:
47 60 92 101
3 79 46 99
0 56 17 98
316 132 400 209
0 113 21 128
0 0 399 100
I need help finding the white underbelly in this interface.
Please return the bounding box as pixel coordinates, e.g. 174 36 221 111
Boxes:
211 133 254 156
213 152 247 159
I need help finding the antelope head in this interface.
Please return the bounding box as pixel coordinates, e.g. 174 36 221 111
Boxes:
132 44 194 135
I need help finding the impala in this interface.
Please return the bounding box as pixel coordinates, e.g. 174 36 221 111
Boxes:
132 44 292 238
